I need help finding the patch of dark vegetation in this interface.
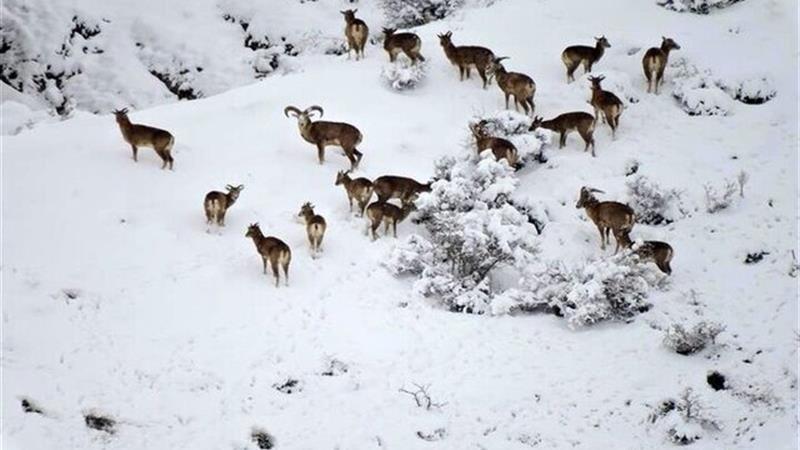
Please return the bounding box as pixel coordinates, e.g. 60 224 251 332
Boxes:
416 428 447 442
219 11 299 78
251 428 276 449
657 0 745 14
707 371 727 391
273 378 302 394
21 398 44 414
744 251 769 264
62 288 80 300
84 413 116 434
320 359 349 376
148 68 201 100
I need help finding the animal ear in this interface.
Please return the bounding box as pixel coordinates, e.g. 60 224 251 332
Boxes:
353 8 357 13
446 31 452 37
225 184 233 190
237 184 244 190
590 188 605 193
340 10 346 14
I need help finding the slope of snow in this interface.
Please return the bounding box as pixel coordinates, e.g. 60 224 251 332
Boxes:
2 0 797 449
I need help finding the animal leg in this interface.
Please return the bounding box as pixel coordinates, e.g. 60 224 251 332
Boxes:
316 144 325 164
262 257 268 274
597 225 606 250
131 145 138 162
271 261 280 287
504 93 510 109
559 132 567 149
478 68 489 88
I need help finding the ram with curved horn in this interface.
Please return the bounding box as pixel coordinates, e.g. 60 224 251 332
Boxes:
490 56 536 115
284 105 364 170
575 186 635 253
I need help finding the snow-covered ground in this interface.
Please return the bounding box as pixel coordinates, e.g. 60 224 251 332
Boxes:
2 0 798 448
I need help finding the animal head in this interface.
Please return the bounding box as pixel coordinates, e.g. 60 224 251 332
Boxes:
437 31 453 47
595 35 611 48
529 116 544 131
284 105 324 129
469 120 489 138
382 27 396 37
661 36 681 51
576 186 604 209
335 170 350 186
298 202 315 217
245 223 261 238
113 108 130 123
340 9 358 22
587 75 606 89
491 56 509 72
225 184 244 200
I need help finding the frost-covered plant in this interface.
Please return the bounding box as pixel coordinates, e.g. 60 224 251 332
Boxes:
503 254 664 327
657 0 744 14
648 388 721 446
722 76 777 105
467 111 550 167
703 179 738 213
381 0 464 28
670 58 734 116
663 321 725 355
626 175 685 225
381 59 427 91
386 155 540 313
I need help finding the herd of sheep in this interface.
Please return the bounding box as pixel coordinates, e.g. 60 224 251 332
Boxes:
113 9 677 287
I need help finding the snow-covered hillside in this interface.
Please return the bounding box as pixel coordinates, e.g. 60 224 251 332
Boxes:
2 0 798 449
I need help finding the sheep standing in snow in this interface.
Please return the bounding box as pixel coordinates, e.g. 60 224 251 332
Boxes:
490 57 536 115
529 113 596 156
575 186 635 253
245 223 291 287
298 202 327 258
469 120 519 168
204 184 244 232
365 201 416 240
342 9 369 60
335 171 374 217
588 75 623 138
617 232 674 275
561 36 611 83
284 105 364 170
643 37 681 94
382 28 425 63
113 108 174 170
437 31 496 89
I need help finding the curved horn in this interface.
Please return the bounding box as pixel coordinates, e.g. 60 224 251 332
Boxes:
305 105 324 117
284 106 301 118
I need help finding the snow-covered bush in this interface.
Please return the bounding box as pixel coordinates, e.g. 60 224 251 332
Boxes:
381 59 427 91
387 155 540 314
722 76 777 105
672 76 734 116
648 388 722 446
626 175 685 225
657 0 744 14
381 0 463 28
671 58 776 115
663 321 724 355
504 254 665 328
467 111 550 167
703 179 738 213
